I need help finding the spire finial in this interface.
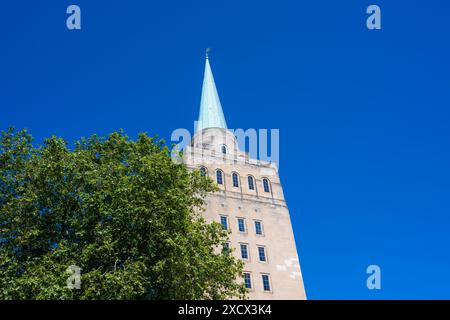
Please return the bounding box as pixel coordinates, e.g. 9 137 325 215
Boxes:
205 47 211 59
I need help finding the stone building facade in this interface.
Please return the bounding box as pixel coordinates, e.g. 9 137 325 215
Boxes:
184 55 306 299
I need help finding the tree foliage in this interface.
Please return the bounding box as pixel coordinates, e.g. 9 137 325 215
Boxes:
0 128 246 299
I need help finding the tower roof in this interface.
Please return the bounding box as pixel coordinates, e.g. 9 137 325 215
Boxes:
196 52 227 132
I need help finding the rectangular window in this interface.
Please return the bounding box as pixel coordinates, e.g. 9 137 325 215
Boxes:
216 170 223 185
220 216 228 230
222 242 230 255
243 272 252 289
240 243 249 260
248 176 255 190
254 220 263 235
257 246 267 262
232 173 239 187
262 274 271 292
263 179 270 193
237 218 246 233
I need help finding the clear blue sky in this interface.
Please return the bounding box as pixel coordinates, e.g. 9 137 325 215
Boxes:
1 1 449 299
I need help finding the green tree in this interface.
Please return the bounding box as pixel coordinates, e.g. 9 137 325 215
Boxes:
0 127 246 300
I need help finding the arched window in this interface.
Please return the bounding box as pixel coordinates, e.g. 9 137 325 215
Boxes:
216 170 223 185
248 176 255 190
232 173 239 188
263 178 270 193
199 166 207 177
221 145 227 154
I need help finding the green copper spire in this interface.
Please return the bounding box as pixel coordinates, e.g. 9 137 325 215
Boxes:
196 51 228 132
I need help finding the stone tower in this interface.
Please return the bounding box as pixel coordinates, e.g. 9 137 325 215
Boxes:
184 54 306 299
